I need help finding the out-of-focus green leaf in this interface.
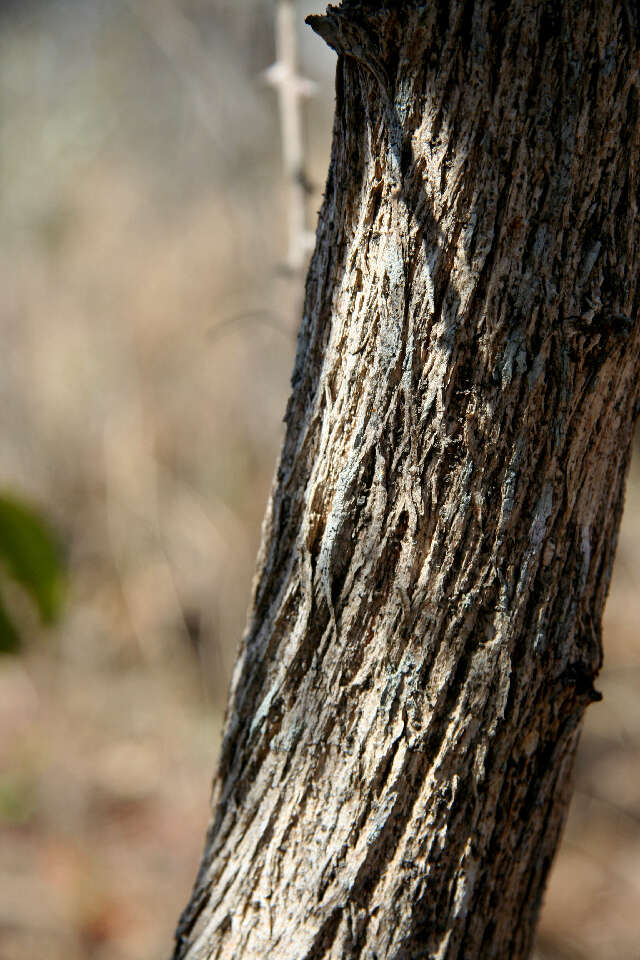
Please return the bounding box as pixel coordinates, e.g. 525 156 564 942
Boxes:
0 591 21 653
0 772 37 824
0 492 66 626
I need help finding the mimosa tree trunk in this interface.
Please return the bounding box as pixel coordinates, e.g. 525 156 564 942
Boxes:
174 1 640 957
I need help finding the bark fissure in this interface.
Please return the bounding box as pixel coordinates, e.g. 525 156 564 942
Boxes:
174 2 640 958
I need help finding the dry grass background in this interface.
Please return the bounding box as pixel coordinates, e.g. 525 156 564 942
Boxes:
0 2 638 958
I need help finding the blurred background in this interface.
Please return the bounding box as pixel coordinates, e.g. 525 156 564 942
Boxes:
0 2 638 958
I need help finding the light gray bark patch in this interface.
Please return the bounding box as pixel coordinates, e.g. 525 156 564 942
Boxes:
500 328 528 387
529 482 554 551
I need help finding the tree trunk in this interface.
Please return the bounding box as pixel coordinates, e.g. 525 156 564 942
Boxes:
174 2 640 957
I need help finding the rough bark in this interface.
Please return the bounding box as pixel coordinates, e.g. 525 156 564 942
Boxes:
174 2 640 958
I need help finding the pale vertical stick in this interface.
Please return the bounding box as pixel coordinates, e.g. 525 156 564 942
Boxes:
275 0 307 272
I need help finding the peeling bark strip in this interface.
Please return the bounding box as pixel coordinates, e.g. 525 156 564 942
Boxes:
174 2 640 958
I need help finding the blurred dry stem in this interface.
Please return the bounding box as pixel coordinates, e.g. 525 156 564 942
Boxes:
264 0 317 271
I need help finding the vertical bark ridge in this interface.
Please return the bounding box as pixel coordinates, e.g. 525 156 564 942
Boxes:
174 2 640 958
